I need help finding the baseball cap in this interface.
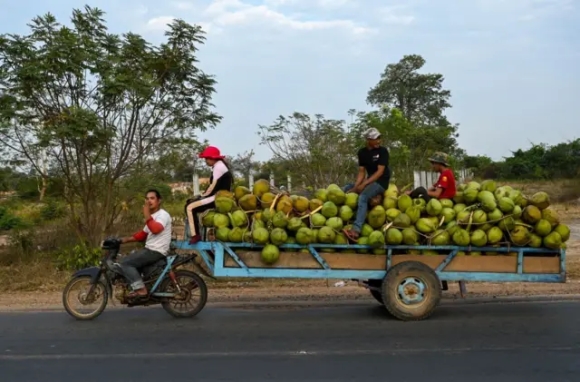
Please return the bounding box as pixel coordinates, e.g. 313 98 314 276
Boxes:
363 128 381 140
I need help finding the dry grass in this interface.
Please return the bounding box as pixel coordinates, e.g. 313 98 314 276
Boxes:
0 261 70 292
497 179 580 204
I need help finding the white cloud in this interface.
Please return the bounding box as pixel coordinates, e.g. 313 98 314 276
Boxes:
143 0 375 37
146 16 177 30
215 6 371 34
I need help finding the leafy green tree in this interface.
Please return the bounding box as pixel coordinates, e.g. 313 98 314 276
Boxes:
0 6 221 244
257 112 357 189
364 55 464 180
367 54 452 127
348 107 463 185
146 138 210 182
228 149 262 185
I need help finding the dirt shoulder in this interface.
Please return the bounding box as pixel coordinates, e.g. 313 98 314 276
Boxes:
2 280 580 312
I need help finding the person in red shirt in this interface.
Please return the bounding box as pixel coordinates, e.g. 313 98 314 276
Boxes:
406 152 456 201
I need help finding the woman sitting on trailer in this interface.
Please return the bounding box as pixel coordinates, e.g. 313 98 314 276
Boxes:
185 146 233 244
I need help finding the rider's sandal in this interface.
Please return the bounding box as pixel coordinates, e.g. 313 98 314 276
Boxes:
127 291 148 299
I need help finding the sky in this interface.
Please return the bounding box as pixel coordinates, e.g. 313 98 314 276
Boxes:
1 0 579 162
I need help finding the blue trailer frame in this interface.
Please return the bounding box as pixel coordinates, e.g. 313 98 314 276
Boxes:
171 236 566 320
172 240 566 284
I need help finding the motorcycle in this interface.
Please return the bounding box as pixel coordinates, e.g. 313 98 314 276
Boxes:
62 237 207 320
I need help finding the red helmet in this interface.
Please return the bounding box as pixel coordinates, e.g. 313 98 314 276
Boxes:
198 146 225 160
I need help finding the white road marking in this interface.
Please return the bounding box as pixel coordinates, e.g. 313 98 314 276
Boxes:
0 346 577 361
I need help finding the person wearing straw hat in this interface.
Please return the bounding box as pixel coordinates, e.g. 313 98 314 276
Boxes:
406 152 456 202
343 127 391 242
185 146 233 244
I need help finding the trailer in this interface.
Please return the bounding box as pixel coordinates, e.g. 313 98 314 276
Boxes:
173 230 566 321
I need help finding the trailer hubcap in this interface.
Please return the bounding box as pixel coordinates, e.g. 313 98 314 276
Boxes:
397 277 426 305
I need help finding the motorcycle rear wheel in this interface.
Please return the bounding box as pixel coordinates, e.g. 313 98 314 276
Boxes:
62 275 108 320
160 270 207 318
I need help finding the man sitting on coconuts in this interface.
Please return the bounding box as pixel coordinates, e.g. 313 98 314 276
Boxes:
185 146 233 244
406 152 456 202
343 127 391 241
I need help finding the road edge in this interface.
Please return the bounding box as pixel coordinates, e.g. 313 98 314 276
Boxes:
1 293 580 314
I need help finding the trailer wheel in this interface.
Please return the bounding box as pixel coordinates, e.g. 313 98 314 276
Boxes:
381 261 441 321
367 279 384 305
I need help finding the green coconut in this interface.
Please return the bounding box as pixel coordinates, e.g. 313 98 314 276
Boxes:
543 231 562 249
339 205 354 222
325 217 344 231
361 224 374 237
470 229 487 246
270 228 288 245
261 244 280 264
385 228 403 245
534 219 552 237
522 205 542 224
382 197 398 210
369 230 387 247
310 212 327 227
317 226 336 243
530 191 550 210
426 198 443 216
431 229 450 245
321 201 338 218
393 213 412 228
452 229 471 246
402 228 419 245
487 226 503 245
295 227 314 245
397 194 413 212
386 208 402 222
553 224 570 242
367 205 387 229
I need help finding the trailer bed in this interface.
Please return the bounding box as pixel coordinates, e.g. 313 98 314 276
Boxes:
172 240 566 321
174 241 565 283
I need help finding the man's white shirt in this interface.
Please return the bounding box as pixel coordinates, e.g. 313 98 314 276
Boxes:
144 209 172 255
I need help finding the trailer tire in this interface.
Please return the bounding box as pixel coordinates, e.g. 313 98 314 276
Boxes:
370 290 384 305
367 279 384 305
382 261 441 321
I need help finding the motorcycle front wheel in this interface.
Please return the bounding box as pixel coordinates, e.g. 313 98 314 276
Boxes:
62 275 108 320
160 270 207 318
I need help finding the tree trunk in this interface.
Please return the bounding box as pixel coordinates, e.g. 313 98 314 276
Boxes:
38 175 47 202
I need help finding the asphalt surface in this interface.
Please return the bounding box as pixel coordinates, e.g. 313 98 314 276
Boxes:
1 300 580 382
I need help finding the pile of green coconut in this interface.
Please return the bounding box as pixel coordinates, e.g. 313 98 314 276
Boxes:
199 179 571 265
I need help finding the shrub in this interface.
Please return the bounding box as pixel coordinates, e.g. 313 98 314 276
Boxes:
0 206 24 231
56 243 102 271
39 199 66 221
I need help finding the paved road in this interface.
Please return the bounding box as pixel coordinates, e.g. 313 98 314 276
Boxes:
1 300 579 382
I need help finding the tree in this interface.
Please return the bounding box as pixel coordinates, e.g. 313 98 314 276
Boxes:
365 54 464 177
148 138 210 182
0 6 221 245
228 149 262 184
258 112 357 189
367 54 452 127
349 107 463 185
0 119 52 200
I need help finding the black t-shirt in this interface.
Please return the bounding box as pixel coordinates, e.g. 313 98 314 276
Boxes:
357 146 391 189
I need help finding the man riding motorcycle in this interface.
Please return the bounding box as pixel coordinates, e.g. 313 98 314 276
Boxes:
118 189 172 299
